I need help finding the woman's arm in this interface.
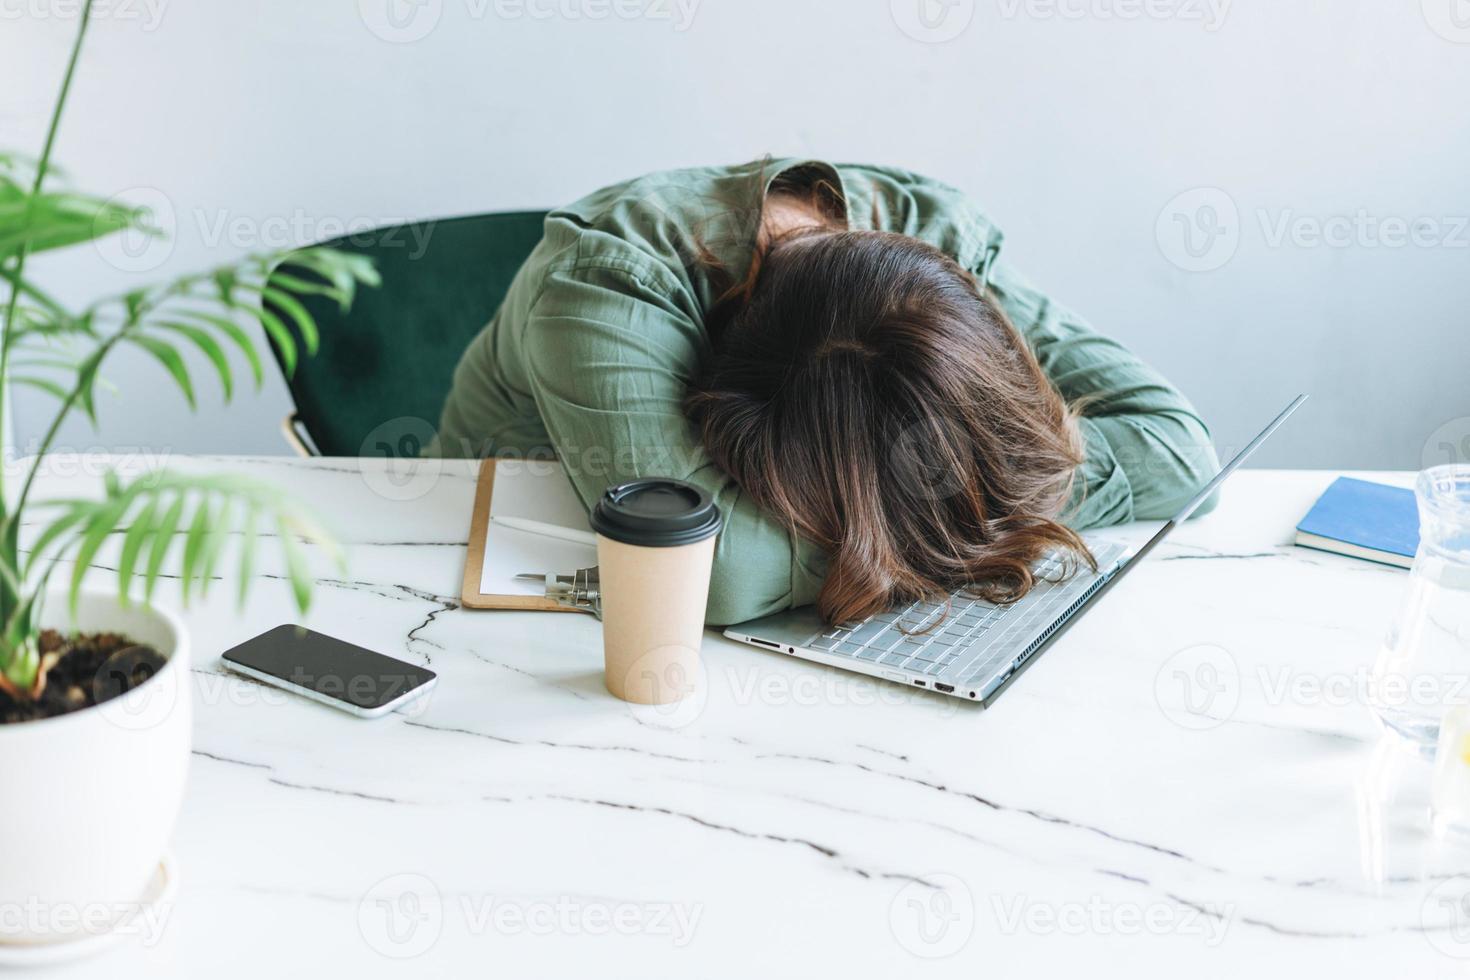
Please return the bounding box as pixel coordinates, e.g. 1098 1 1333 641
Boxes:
989 262 1222 528
521 260 827 627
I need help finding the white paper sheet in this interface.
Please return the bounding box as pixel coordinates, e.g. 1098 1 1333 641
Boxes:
480 461 598 596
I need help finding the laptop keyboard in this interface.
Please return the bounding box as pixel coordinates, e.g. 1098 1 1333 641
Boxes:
804 546 1126 682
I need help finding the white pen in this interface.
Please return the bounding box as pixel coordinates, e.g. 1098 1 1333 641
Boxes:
491 515 598 548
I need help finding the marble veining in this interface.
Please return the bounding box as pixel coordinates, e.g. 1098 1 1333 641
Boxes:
22 458 1470 978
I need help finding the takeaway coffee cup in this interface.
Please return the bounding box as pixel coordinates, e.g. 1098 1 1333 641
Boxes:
590 479 723 705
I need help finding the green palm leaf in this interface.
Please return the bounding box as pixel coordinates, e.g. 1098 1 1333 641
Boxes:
29 470 341 617
151 320 233 401
125 334 195 408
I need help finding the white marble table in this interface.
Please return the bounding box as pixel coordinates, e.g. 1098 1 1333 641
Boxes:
24 457 1470 978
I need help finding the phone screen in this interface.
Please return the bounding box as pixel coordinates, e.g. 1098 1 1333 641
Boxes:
222 625 436 711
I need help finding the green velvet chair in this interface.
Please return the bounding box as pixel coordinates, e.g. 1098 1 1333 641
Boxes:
264 210 548 456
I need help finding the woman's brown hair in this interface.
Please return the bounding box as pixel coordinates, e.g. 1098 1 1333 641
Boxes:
685 223 1094 626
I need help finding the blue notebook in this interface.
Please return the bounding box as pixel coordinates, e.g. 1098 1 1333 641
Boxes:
1294 477 1419 569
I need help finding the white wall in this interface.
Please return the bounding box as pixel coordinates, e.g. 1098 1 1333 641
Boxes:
6 0 1469 469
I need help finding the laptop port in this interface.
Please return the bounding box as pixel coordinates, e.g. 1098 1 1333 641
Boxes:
933 683 955 694
913 680 925 687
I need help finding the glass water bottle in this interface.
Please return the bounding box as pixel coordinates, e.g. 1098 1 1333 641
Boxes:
1370 466 1470 756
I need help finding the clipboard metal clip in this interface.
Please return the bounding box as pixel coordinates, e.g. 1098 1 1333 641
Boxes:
515 566 601 618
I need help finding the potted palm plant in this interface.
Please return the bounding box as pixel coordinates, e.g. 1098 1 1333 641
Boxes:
1 2 377 952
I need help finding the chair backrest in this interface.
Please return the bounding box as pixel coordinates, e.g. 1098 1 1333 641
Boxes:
266 210 548 457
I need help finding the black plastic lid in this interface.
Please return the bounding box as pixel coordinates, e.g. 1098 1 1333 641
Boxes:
590 479 723 547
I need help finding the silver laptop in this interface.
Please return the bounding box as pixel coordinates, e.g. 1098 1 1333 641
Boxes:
724 396 1306 705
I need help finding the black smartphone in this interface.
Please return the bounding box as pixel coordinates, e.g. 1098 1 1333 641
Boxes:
220 625 437 718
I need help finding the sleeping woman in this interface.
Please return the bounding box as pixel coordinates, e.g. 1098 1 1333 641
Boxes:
429 159 1220 626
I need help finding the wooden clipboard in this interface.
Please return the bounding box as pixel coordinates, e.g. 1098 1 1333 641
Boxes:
461 458 591 612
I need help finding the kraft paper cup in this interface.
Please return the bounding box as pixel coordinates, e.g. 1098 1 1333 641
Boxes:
590 479 723 705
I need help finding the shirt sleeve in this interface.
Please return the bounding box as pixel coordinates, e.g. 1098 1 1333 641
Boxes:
988 261 1221 528
520 259 827 627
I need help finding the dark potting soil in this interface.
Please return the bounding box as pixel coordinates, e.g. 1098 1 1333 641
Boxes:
0 630 166 724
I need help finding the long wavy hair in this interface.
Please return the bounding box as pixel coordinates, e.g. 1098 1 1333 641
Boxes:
685 212 1093 625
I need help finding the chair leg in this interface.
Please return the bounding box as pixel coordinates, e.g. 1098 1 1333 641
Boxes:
281 413 320 457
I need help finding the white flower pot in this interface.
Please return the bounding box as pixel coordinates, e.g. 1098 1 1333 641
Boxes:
0 590 190 946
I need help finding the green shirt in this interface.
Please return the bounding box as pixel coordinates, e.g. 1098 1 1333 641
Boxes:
431 159 1219 625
